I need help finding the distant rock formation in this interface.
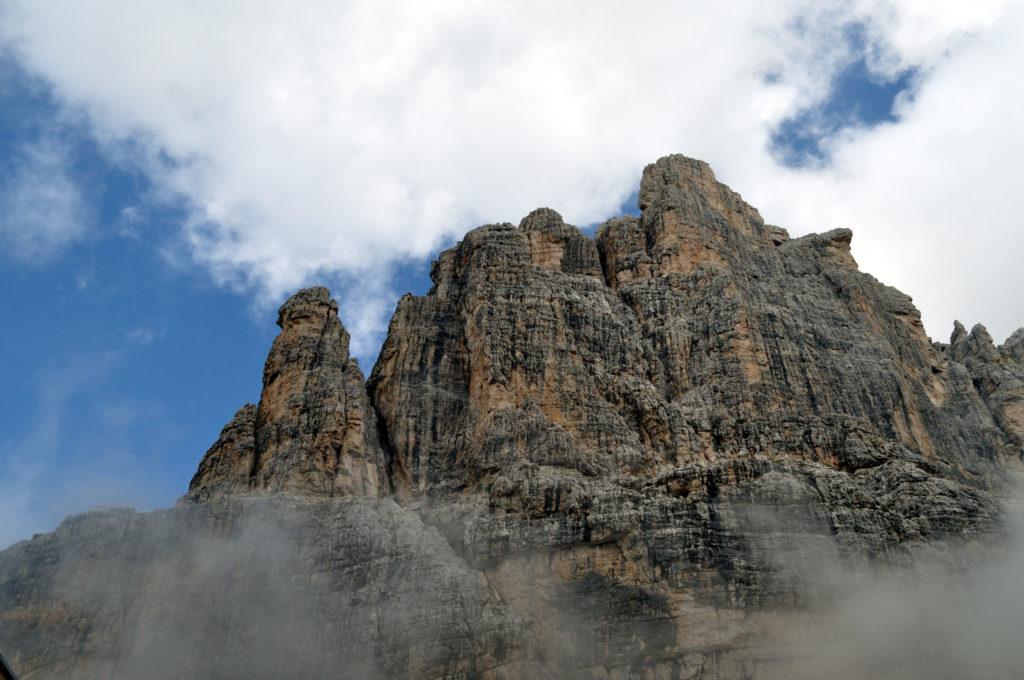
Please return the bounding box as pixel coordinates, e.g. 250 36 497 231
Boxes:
2 155 1021 679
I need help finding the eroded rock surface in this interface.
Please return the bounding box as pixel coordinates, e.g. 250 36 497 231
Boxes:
2 155 1021 679
948 321 1024 446
187 286 387 499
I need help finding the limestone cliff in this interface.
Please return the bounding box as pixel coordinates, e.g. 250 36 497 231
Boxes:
187 286 387 499
1 155 1021 680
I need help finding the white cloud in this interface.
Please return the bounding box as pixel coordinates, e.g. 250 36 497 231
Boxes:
738 1 1024 342
126 324 164 346
0 137 87 261
0 0 1020 347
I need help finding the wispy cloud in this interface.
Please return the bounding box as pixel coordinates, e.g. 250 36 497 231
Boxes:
0 352 113 547
0 345 177 549
126 324 165 346
0 136 87 262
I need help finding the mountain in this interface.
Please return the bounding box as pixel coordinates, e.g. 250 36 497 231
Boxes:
2 155 1022 679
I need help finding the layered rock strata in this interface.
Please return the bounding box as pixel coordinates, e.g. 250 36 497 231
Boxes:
2 155 1022 679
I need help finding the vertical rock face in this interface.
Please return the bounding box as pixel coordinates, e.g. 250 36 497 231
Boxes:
369 155 1013 505
2 155 1022 680
187 287 386 499
596 156 1007 473
361 154 1018 674
369 207 643 498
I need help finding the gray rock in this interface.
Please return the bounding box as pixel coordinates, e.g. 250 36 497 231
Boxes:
2 154 1021 679
948 321 1024 446
0 498 542 679
186 286 387 499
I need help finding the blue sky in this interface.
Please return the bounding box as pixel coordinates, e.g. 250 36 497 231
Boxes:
1 3 1022 547
0 54 449 546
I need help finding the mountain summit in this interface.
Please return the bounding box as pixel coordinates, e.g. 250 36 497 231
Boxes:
2 155 1022 679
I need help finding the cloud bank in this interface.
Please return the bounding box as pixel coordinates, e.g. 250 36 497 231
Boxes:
0 0 1020 350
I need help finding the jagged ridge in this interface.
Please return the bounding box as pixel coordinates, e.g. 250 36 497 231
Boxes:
190 153 1021 503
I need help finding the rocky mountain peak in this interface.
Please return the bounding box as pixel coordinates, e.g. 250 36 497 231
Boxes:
518 206 603 276
638 153 770 245
950 321 998 362
189 156 1021 506
598 155 785 291
1006 327 1024 361
262 285 351 400
518 206 565 233
7 154 1021 680
186 286 386 500
275 285 344 339
947 320 1024 445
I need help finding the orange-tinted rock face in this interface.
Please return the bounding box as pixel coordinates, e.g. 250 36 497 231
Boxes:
360 154 1020 674
187 287 386 500
370 154 1014 505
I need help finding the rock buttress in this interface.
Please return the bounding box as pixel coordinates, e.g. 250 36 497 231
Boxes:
187 287 387 499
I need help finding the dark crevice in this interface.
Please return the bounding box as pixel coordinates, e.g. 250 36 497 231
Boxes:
371 397 400 497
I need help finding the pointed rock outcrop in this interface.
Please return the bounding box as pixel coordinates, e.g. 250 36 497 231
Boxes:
187 287 386 499
948 322 1024 445
1005 327 1024 362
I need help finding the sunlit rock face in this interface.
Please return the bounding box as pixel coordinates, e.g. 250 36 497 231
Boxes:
186 286 388 500
371 154 1012 498
2 155 1022 679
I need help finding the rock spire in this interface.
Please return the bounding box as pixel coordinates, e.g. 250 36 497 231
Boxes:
186 286 386 499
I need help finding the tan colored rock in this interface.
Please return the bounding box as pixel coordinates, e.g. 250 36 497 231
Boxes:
365 153 1017 673
187 287 386 499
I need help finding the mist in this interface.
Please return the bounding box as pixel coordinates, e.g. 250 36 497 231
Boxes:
757 493 1024 680
3 486 1024 679
0 497 542 679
